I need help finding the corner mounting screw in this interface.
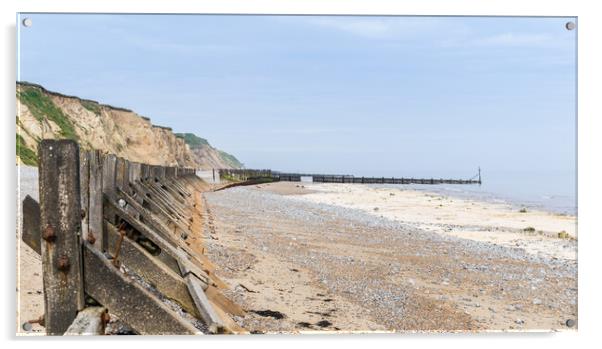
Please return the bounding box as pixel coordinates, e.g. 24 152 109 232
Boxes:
565 21 575 30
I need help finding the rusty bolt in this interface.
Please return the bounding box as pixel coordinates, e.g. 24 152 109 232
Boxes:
57 255 70 272
87 232 96 245
101 311 110 326
28 315 45 327
42 224 56 242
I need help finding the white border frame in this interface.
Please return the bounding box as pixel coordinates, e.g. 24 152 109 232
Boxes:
2 1 600 348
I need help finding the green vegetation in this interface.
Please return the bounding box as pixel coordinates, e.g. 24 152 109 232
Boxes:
17 86 78 140
218 150 243 168
175 133 209 147
558 231 570 239
81 100 102 115
220 172 239 182
176 132 243 168
519 208 527 213
16 134 38 166
523 227 536 233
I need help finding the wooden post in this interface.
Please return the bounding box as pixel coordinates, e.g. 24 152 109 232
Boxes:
102 154 117 196
88 150 104 251
79 151 90 243
38 139 84 335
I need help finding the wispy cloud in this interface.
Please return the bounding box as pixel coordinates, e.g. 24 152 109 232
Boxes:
303 17 467 40
300 17 572 51
471 33 566 47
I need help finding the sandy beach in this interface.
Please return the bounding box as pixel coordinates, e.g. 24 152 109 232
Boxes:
17 175 577 334
283 183 577 261
203 181 577 332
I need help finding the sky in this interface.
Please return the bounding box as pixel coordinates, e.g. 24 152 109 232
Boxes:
17 14 576 197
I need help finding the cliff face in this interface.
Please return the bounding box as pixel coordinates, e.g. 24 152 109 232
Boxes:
175 133 243 170
16 82 241 169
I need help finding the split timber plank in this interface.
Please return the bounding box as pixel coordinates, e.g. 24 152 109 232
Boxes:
39 139 85 335
64 306 107 336
21 195 41 254
82 243 201 335
183 273 224 334
105 222 202 318
88 150 104 251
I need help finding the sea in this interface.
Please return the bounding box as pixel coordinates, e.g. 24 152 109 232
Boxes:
368 170 576 216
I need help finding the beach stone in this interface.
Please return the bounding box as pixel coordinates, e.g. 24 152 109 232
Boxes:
532 298 543 305
565 319 575 327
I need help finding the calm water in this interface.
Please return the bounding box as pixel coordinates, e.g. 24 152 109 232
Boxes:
370 170 576 216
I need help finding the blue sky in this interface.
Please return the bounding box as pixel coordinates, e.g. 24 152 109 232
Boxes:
18 14 576 185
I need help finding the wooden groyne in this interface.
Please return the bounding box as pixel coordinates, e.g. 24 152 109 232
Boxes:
21 140 245 335
218 169 482 185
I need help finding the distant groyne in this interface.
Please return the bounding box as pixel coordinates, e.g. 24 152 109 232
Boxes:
217 169 482 185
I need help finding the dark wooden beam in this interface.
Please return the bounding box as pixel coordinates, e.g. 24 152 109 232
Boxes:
38 139 84 335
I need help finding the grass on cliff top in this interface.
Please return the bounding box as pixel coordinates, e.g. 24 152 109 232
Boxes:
16 133 38 166
17 86 78 140
218 150 243 168
175 133 210 147
81 100 102 115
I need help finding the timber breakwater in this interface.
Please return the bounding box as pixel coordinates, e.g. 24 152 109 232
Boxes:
19 140 246 335
218 169 482 185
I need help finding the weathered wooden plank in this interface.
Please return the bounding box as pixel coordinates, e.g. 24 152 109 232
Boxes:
101 154 117 196
148 180 189 213
205 285 246 317
103 195 209 282
104 221 202 318
80 151 90 242
117 188 178 236
22 195 41 254
183 273 223 334
102 200 182 275
38 139 84 335
82 243 200 335
64 306 107 336
115 157 130 193
209 299 248 334
130 181 182 225
129 162 141 184
88 150 104 251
